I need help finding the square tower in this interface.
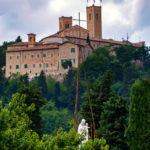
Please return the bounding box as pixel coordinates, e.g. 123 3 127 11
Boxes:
59 16 72 31
28 33 36 47
87 5 102 39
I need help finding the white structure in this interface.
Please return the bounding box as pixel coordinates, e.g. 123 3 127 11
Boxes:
78 119 89 146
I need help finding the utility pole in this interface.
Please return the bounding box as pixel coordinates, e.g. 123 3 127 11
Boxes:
73 13 86 130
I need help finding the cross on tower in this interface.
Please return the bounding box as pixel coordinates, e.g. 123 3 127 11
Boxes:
73 12 86 39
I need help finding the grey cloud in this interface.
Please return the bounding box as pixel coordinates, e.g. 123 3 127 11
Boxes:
0 0 149 46
139 1 150 27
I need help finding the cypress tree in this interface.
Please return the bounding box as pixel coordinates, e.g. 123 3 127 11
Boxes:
38 70 47 98
98 96 128 150
126 80 150 150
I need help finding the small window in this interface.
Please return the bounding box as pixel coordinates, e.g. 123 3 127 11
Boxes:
51 53 53 57
9 65 12 70
33 64 36 68
37 54 40 58
89 14 91 20
30 37 32 42
31 54 34 58
24 55 27 59
43 53 47 57
39 63 42 68
71 58 75 64
16 65 19 69
65 24 69 29
58 62 59 69
96 14 98 20
17 56 19 59
24 64 28 68
9 56 12 60
71 48 75 53
58 53 60 56
46 63 48 68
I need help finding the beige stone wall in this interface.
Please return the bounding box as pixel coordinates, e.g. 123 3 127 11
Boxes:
6 42 80 80
59 43 79 69
6 48 59 78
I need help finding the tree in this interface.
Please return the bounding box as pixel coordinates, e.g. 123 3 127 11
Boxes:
18 85 46 136
20 73 29 86
15 36 22 43
0 93 110 150
0 94 43 149
97 96 128 150
81 70 114 134
126 80 150 150
53 81 60 106
0 68 7 96
38 70 48 98
62 59 72 69
40 101 72 135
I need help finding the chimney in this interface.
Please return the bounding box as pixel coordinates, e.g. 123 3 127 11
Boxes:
28 33 36 47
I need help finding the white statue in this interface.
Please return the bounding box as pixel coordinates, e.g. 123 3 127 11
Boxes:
78 119 89 146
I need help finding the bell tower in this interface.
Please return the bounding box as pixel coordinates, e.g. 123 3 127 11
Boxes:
87 5 102 39
59 16 72 31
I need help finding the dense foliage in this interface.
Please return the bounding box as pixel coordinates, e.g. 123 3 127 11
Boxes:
81 71 129 150
126 80 150 150
0 92 109 150
0 37 150 149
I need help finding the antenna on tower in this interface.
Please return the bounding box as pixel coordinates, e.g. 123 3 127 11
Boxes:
127 33 129 41
87 0 89 6
100 0 103 6
93 0 95 5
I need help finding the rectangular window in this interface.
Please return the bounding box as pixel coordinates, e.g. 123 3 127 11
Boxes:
51 53 53 57
16 65 19 69
58 53 59 56
24 64 28 69
39 63 42 68
71 58 75 64
71 48 75 53
33 64 36 68
17 56 19 59
9 65 12 70
58 62 59 69
37 54 40 58
24 55 27 59
31 54 34 58
46 63 48 68
9 56 12 60
89 14 91 20
43 53 47 57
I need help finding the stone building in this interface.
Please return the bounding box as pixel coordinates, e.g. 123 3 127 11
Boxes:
6 4 145 80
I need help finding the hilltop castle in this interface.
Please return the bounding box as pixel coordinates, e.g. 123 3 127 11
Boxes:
6 4 144 80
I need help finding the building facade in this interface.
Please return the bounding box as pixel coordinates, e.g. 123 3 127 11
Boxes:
6 4 145 80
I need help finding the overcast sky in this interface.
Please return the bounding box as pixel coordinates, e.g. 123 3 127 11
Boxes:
0 0 150 45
